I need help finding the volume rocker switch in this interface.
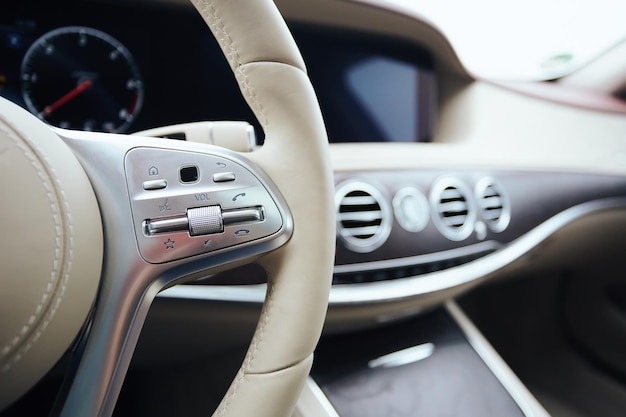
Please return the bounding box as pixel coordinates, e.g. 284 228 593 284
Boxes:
145 205 223 237
145 205 263 237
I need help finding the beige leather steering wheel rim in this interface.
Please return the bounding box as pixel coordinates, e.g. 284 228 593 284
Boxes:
0 1 334 416
190 0 335 414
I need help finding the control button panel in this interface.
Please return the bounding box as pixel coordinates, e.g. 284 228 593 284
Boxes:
125 147 285 264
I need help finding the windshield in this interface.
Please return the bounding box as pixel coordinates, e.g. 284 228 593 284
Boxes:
367 0 626 81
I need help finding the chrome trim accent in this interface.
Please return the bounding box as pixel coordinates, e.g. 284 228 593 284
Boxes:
160 197 626 305
333 241 499 274
145 215 189 235
367 343 434 368
446 301 551 417
222 207 265 224
392 187 430 233
341 195 377 205
430 177 476 241
339 210 383 222
294 377 341 417
475 176 511 233
158 283 268 303
339 225 380 236
335 180 392 253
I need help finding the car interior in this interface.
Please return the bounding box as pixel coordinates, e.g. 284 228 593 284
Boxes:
1 0 626 416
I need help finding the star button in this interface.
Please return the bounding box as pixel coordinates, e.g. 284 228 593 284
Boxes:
164 238 175 250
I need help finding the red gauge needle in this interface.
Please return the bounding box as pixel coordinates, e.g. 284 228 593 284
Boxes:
41 78 93 117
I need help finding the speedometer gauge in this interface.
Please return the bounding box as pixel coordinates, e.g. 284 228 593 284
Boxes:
21 26 143 133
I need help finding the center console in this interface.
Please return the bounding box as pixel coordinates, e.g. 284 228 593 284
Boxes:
295 303 548 417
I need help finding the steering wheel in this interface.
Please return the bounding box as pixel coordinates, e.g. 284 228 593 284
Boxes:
0 0 335 416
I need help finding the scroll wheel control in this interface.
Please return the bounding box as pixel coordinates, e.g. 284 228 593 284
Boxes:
188 206 223 236
145 205 264 237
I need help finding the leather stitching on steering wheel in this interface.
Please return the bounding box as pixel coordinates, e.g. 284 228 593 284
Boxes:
0 121 75 373
194 0 241 68
192 0 270 126
217 276 277 416
235 66 270 126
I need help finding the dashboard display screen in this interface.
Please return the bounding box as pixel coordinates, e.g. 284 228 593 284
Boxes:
346 56 435 143
294 24 436 143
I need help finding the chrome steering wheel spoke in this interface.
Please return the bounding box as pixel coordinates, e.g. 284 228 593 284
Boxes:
53 128 293 417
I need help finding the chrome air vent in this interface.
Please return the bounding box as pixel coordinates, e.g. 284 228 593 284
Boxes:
430 178 476 241
476 177 510 232
335 181 392 253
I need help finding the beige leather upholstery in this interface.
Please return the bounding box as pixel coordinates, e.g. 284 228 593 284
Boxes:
192 0 306 72
0 99 103 410
190 0 335 416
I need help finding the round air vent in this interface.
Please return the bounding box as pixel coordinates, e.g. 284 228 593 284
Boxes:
476 177 510 233
430 178 476 241
335 181 392 253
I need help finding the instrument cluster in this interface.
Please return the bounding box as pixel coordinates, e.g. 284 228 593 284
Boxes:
1 2 251 134
1 1 436 143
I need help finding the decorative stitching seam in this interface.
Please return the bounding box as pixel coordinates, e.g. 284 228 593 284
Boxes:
247 280 274 370
235 66 269 127
192 0 269 128
215 281 275 417
0 121 74 374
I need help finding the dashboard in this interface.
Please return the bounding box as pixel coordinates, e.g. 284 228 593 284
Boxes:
4 0 626 315
1 0 436 143
3 0 626 311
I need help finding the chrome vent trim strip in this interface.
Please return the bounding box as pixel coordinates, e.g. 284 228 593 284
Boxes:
333 241 500 274
159 198 626 305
